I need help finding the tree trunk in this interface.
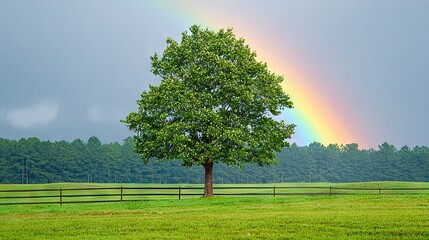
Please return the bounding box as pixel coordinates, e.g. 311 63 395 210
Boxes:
203 161 214 197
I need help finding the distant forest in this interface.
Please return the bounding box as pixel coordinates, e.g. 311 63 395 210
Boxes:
0 137 428 184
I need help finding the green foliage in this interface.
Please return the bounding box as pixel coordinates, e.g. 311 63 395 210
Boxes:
0 194 428 239
122 25 295 168
1 137 429 184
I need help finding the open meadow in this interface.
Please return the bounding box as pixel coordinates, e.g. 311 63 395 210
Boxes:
0 182 428 239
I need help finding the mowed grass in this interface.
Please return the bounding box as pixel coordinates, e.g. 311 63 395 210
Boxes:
0 182 428 239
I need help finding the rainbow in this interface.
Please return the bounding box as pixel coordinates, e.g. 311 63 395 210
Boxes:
149 1 363 147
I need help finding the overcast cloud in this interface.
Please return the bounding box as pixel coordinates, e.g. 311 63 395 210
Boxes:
0 0 428 148
5 102 58 129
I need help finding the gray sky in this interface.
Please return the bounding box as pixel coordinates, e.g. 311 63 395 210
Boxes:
1 0 428 149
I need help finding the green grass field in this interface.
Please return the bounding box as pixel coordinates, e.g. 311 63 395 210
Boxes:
1 182 428 239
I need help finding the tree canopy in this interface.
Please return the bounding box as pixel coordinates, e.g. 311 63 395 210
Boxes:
123 25 295 196
1 137 428 184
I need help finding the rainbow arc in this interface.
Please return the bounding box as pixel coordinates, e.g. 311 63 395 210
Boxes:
147 1 363 147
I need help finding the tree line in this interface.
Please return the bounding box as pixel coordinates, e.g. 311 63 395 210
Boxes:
0 137 428 184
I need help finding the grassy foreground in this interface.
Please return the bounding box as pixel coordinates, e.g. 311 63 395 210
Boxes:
1 193 428 239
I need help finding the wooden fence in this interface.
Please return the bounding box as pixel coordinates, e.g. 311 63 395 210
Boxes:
0 186 428 206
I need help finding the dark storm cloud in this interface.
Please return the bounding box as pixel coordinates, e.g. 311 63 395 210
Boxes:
0 0 170 142
0 0 428 148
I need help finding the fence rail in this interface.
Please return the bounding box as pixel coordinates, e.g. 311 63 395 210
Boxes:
0 186 428 206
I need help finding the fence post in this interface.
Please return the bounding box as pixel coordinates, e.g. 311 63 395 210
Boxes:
329 186 332 196
120 186 123 202
179 186 181 200
379 188 381 195
60 188 62 206
273 186 276 197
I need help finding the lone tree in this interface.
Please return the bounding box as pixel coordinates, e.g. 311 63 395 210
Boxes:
123 25 295 196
